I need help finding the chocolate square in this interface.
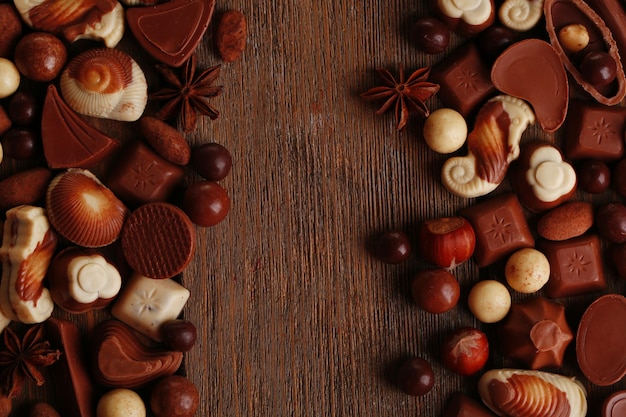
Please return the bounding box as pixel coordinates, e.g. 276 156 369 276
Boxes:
564 100 626 161
430 43 496 117
539 234 606 298
106 140 185 207
460 193 534 267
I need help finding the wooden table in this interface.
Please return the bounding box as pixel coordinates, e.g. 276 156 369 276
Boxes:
8 0 626 416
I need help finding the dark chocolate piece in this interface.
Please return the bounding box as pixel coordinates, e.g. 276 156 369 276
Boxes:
500 297 573 369
539 234 606 298
459 193 534 267
41 85 120 169
121 202 195 279
126 0 216 67
603 390 626 417
46 318 96 417
545 0 626 106
430 43 496 117
577 294 626 386
491 39 569 132
443 392 497 417
106 140 185 207
564 100 626 161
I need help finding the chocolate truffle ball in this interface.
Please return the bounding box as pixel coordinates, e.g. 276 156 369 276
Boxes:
14 32 67 82
150 375 199 417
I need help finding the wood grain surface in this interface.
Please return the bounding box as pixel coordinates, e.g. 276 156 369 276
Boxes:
7 0 626 416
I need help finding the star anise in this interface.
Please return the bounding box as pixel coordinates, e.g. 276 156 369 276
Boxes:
361 66 439 131
0 324 61 398
151 54 223 132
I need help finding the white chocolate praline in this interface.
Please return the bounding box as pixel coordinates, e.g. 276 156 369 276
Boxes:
499 0 544 32
478 369 587 417
111 272 190 341
468 280 511 323
73 2 125 48
525 146 576 203
438 0 493 26
0 58 20 99
67 254 121 303
97 388 146 417
505 248 550 293
423 108 467 154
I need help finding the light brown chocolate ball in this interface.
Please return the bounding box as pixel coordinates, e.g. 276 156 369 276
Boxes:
14 32 67 82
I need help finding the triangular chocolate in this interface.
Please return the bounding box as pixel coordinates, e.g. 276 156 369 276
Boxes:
41 85 120 169
127 0 216 67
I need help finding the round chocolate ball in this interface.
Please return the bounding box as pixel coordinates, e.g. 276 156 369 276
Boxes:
396 357 435 396
410 17 450 55
160 319 197 352
477 25 516 61
150 375 199 417
183 181 230 227
411 269 460 314
1 127 39 159
191 143 232 181
9 91 39 126
374 230 411 264
14 32 67 82
596 203 626 243
577 159 610 193
580 51 617 87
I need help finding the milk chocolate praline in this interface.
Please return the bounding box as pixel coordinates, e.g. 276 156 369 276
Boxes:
14 32 67 82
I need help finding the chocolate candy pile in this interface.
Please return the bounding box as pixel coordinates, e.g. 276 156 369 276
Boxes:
0 0 246 416
366 0 626 416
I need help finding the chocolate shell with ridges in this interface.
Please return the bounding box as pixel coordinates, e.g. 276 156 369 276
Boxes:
545 0 626 106
46 169 129 248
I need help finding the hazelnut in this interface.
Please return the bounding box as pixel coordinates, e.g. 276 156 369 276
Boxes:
14 32 67 82
418 216 475 269
558 24 589 53
468 280 511 323
423 108 467 154
97 389 146 417
504 248 550 293
0 58 20 99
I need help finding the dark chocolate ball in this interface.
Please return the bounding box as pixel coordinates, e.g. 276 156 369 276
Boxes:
477 25 516 61
410 17 450 55
411 269 460 314
191 143 232 181
580 51 617 87
396 357 434 396
183 181 230 227
374 230 411 264
577 159 610 194
596 203 626 243
160 319 197 352
1 127 39 159
8 91 39 126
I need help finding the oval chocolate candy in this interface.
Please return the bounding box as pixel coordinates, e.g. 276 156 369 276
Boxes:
576 294 626 386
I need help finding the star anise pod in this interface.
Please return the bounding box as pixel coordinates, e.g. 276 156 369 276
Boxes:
0 324 61 398
361 66 439 131
151 54 223 132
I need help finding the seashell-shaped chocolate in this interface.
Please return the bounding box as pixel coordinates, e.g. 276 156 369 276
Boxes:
60 48 147 122
46 169 129 248
13 0 124 47
478 369 587 417
499 0 544 32
91 319 183 388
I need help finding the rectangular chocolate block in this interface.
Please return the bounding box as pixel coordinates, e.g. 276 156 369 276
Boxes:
430 43 496 117
460 193 534 267
564 100 626 161
538 234 607 298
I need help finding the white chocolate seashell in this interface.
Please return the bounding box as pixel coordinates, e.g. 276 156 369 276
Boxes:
478 368 587 417
441 95 535 198
13 0 125 47
499 0 544 32
60 48 147 122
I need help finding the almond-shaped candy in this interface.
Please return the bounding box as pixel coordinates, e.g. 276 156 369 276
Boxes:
91 319 183 388
0 206 57 324
0 167 52 211
491 39 569 132
537 201 593 241
13 0 124 48
545 0 626 106
441 95 535 198
478 369 587 417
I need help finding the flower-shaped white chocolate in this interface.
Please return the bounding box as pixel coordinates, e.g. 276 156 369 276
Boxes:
438 0 493 26
525 146 576 203
67 254 121 304
111 273 190 341
499 0 544 32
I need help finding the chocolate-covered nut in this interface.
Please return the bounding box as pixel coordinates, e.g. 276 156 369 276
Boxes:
558 23 589 52
139 116 190 165
410 17 450 54
45 318 96 417
477 25 515 62
14 32 67 82
150 375 199 417
191 143 232 181
577 294 626 386
9 91 38 126
422 108 467 154
411 269 460 314
0 4 22 58
545 0 626 105
1 127 39 160
92 320 183 388
183 181 230 227
491 39 568 132
577 160 611 193
0 167 52 211
581 51 617 87
96 388 145 417
536 201 593 241
539 234 606 298
160 320 197 352
596 202 626 243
